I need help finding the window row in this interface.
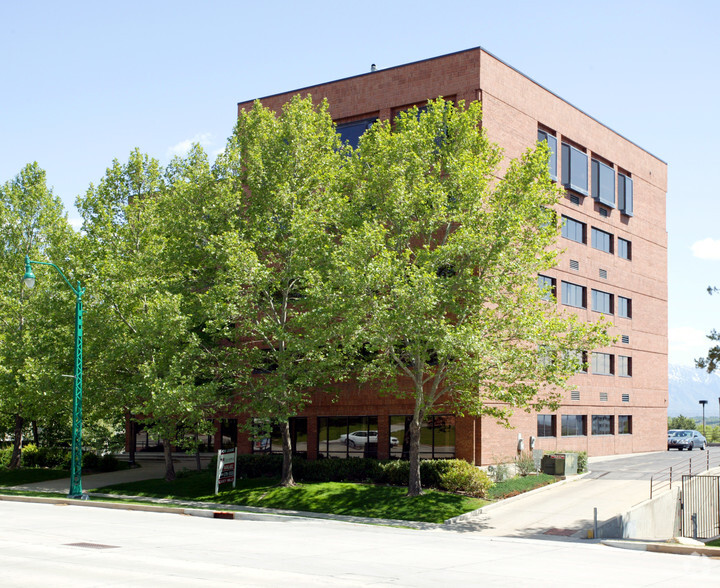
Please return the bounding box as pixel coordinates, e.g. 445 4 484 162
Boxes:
538 130 633 216
549 278 632 318
535 348 632 377
537 414 633 437
590 352 632 376
561 215 632 260
251 415 456 459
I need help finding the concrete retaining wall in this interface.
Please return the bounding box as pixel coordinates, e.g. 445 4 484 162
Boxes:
598 486 680 540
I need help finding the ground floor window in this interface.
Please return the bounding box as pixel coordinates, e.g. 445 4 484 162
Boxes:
221 418 238 449
537 414 556 437
389 415 455 459
618 415 632 435
252 417 308 456
561 415 586 436
591 415 614 435
317 416 379 458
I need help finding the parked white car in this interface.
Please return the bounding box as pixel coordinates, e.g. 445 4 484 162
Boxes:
340 430 399 448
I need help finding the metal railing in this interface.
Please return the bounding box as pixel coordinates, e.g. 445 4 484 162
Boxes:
681 475 720 539
650 450 720 498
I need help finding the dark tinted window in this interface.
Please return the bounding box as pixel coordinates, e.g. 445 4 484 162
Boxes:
537 414 555 437
562 143 589 195
336 118 377 149
618 238 631 260
561 216 585 243
592 415 613 435
591 352 613 375
592 159 615 207
538 275 556 301
538 130 558 180
561 415 585 436
618 173 634 216
591 289 613 314
562 282 586 308
618 296 632 319
591 227 613 253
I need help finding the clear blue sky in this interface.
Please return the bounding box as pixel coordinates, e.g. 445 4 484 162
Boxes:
1 0 718 366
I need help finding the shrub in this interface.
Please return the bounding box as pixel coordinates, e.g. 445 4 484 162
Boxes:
206 453 492 496
378 459 409 486
576 451 588 473
208 454 285 478
435 460 493 497
515 451 537 476
488 462 510 483
99 453 120 472
293 456 383 483
0 446 13 468
20 444 39 467
82 452 100 470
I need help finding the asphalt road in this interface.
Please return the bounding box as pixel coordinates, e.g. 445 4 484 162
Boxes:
2 499 719 587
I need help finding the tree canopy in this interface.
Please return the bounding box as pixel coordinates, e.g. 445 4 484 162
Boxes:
326 99 611 495
0 163 76 467
5 97 612 498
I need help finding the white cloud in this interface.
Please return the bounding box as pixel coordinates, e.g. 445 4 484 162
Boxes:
691 238 720 260
166 133 213 159
669 326 711 366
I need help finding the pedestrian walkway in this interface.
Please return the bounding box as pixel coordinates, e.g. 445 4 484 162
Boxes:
10 455 205 494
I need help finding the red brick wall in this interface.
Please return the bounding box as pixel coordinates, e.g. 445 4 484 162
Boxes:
228 47 667 463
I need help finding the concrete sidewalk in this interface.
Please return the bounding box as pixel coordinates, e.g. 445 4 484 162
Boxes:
1 452 678 541
9 455 205 494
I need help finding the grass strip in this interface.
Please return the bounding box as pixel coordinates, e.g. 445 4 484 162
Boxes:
96 471 486 523
0 467 70 487
488 473 556 500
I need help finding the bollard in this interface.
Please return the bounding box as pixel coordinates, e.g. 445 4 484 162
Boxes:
594 507 598 539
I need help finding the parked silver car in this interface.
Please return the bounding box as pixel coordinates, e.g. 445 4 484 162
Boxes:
667 429 706 451
340 431 399 448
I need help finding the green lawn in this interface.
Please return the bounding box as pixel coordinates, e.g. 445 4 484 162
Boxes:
0 467 69 487
96 471 486 523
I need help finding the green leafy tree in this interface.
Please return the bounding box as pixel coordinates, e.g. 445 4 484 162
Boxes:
330 100 611 496
0 163 76 467
696 287 720 373
77 149 221 481
206 96 347 486
667 415 696 431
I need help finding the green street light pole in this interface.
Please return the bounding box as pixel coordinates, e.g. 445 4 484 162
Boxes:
23 255 85 499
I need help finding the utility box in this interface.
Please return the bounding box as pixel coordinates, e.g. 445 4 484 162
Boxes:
541 453 578 476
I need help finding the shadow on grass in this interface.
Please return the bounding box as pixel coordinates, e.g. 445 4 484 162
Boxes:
0 467 70 487
98 471 486 523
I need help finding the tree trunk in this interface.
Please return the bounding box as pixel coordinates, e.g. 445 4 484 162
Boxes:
9 414 24 469
195 433 202 471
127 411 136 466
32 420 39 446
407 417 423 497
279 420 295 487
163 439 176 481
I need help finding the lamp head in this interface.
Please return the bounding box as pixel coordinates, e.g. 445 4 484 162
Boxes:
23 256 35 289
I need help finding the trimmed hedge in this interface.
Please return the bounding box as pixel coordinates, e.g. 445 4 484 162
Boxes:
0 445 120 472
209 454 493 498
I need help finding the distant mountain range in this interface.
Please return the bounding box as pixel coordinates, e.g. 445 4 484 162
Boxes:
669 364 720 417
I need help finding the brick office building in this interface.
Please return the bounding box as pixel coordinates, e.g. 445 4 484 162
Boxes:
221 47 667 465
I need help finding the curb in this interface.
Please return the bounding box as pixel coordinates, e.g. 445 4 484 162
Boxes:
0 491 443 530
602 539 720 558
